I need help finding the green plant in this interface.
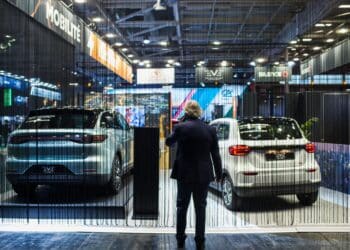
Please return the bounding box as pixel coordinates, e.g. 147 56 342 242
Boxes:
300 117 319 140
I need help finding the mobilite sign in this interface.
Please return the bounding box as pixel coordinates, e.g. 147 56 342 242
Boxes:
13 0 82 46
12 0 132 82
255 66 292 83
45 1 81 43
195 67 233 84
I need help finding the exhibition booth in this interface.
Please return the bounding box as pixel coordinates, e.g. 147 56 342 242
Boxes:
0 0 349 232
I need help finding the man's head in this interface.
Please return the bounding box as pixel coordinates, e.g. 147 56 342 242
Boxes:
184 100 202 119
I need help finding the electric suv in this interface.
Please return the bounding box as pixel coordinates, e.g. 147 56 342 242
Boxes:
6 107 133 196
210 117 321 211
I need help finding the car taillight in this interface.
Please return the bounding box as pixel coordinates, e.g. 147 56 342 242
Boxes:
229 145 251 156
305 143 315 153
82 134 107 143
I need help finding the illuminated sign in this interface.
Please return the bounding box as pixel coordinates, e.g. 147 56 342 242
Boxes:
0 75 23 90
137 68 175 84
3 88 12 107
30 86 61 101
86 31 133 83
195 67 233 83
45 2 81 43
255 66 292 82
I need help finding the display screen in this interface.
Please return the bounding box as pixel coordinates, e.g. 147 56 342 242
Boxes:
137 68 175 84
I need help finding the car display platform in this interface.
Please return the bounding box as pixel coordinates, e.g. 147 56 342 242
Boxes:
0 176 133 219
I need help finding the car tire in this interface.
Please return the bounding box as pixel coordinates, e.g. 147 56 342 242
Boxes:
12 184 37 197
222 175 243 211
107 155 122 194
297 191 318 206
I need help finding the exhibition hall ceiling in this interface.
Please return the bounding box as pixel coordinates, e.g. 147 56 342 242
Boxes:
67 0 349 69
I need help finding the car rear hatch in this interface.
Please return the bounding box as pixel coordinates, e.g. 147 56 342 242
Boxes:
232 118 316 185
7 129 100 161
7 109 102 162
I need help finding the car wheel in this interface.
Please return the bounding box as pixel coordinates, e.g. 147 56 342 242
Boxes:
297 191 318 206
108 156 122 194
222 175 243 211
12 184 37 197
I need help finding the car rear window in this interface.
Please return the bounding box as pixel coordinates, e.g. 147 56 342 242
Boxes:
20 110 98 129
239 119 302 140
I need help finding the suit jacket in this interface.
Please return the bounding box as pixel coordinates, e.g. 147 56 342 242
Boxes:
166 117 222 183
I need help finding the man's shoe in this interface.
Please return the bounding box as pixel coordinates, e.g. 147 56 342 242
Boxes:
196 242 204 250
176 235 186 249
177 240 185 249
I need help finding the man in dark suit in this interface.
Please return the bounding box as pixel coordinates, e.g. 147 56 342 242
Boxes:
166 101 222 249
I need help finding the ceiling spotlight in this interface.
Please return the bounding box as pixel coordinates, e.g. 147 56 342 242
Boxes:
249 61 256 67
74 0 86 3
274 61 280 65
197 60 205 66
303 53 309 57
325 23 333 27
143 38 151 44
302 38 312 42
121 48 128 52
159 41 168 46
167 59 174 64
287 61 296 67
114 42 123 47
336 28 349 34
256 58 266 64
220 60 228 67
339 4 350 8
293 57 300 62
315 30 324 33
289 40 297 44
92 17 103 23
132 59 140 64
313 46 321 51
326 38 335 43
127 54 134 58
315 23 325 27
105 33 116 38
165 63 171 67
212 47 220 50
174 62 181 67
153 0 167 11
290 48 297 51
138 61 145 66
143 60 151 64
146 64 152 68
212 40 221 45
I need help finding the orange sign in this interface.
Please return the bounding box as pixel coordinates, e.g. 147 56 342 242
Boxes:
87 32 132 83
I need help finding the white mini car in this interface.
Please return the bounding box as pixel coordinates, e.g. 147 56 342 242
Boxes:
210 117 321 211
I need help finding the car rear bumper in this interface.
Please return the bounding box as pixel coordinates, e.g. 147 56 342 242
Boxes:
6 174 110 185
6 156 109 175
234 182 321 197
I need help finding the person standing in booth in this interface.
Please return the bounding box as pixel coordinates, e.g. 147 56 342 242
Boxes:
166 100 222 250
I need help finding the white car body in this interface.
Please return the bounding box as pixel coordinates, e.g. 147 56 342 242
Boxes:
210 117 321 210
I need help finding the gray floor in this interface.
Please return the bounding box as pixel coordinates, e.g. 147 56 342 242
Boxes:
0 232 349 249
